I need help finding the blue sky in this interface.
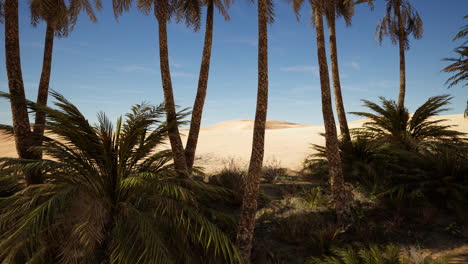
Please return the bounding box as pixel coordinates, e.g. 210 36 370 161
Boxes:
0 0 466 127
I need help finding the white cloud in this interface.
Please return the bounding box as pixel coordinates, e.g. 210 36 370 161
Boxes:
280 65 319 76
119 65 156 73
289 85 319 93
224 38 257 47
370 80 398 89
172 72 196 78
350 61 360 70
118 65 195 78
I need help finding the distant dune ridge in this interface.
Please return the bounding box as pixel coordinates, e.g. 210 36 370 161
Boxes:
1 114 466 173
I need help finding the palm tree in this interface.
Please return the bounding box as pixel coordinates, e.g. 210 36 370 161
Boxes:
351 95 465 151
375 0 423 108
30 0 102 160
289 0 351 224
113 0 200 176
1 0 101 185
3 0 39 185
324 0 373 142
441 15 467 88
184 0 231 169
324 0 353 142
0 92 241 263
235 0 274 260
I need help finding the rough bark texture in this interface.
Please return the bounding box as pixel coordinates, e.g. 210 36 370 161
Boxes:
184 1 214 169
328 16 351 142
235 0 269 261
33 24 54 159
156 7 189 175
395 1 406 109
4 0 41 184
314 12 351 225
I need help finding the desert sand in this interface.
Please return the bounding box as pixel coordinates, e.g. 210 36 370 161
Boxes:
180 114 468 172
1 114 466 173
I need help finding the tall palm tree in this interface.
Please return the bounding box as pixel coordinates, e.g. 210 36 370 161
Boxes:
375 0 423 109
113 0 201 176
3 0 39 185
289 0 351 224
235 0 274 260
30 0 102 159
1 0 101 185
441 15 467 89
324 0 353 142
0 92 241 263
184 0 231 169
324 0 373 142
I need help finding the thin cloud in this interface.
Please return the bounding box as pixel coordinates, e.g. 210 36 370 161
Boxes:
172 72 197 78
370 80 398 89
350 61 360 70
280 65 319 76
119 65 157 74
289 85 319 93
118 65 195 78
224 38 257 47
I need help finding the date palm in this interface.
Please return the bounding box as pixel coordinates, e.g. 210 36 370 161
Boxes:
113 0 201 176
3 0 36 185
441 15 467 89
30 0 102 162
235 0 274 261
0 92 241 263
324 0 353 142
184 0 231 169
289 0 351 225
351 95 464 151
324 0 373 142
375 0 423 108
1 0 101 185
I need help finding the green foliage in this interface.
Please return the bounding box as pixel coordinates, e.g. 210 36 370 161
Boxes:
208 160 246 203
303 95 467 209
0 92 241 264
375 0 423 50
444 222 463 238
442 15 467 88
271 212 342 255
301 186 324 209
351 95 464 150
308 243 449 264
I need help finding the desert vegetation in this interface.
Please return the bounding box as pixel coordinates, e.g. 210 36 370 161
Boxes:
0 0 467 263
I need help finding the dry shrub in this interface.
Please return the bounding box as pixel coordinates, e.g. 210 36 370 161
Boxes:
271 212 342 255
208 159 247 203
262 159 287 184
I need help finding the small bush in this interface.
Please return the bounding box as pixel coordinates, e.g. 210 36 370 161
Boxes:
271 212 341 255
301 186 325 209
208 159 247 203
262 164 287 184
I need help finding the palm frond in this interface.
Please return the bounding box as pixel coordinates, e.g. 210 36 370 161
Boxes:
0 91 240 263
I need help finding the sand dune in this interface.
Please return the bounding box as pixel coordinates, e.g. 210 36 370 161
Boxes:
1 114 466 173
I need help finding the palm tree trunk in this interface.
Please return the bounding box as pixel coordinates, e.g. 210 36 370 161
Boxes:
4 0 41 185
33 24 54 159
236 0 269 260
156 9 188 175
184 0 214 169
395 2 406 109
328 15 351 142
314 11 351 225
